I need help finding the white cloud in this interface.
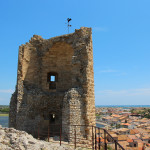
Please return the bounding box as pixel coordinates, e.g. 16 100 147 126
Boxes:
99 69 127 76
100 69 117 73
93 27 108 32
0 89 14 94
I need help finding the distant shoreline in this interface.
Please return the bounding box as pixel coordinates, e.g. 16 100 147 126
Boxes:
0 114 9 116
1 105 150 108
96 105 150 108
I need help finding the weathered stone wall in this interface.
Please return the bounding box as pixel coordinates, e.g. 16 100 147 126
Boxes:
62 88 85 141
9 27 96 141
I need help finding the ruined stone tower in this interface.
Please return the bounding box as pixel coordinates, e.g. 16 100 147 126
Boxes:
9 27 95 140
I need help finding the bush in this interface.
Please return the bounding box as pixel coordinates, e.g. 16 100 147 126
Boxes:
0 107 9 113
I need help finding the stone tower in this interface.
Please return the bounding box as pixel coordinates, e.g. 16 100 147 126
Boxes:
9 27 95 141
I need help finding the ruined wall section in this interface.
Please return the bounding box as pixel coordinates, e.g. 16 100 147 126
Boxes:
61 27 96 139
62 88 84 141
84 30 95 126
9 27 96 140
41 42 74 92
9 37 45 129
11 43 40 129
9 91 17 128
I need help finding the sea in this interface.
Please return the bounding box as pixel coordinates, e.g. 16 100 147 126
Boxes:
96 105 150 108
0 116 9 127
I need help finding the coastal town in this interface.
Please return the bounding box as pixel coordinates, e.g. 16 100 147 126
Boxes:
96 107 150 149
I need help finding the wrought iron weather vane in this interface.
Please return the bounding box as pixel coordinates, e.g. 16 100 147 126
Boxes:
67 18 72 34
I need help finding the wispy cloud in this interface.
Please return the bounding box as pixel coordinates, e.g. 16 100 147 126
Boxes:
98 88 150 96
100 69 117 73
115 72 128 76
93 27 108 32
0 89 14 94
99 69 127 76
0 98 4 101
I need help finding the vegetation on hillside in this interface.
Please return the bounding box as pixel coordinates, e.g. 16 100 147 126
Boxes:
130 108 150 119
0 106 9 114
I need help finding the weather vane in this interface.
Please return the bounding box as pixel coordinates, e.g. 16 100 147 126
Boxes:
67 18 72 34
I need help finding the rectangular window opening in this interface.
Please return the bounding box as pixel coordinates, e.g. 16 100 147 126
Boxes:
47 72 58 89
51 75 55 82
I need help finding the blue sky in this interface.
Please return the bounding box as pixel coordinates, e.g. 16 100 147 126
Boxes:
0 0 150 105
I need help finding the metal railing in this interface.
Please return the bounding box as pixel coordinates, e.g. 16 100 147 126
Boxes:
33 124 125 150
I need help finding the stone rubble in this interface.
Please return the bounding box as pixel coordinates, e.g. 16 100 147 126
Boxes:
0 126 77 150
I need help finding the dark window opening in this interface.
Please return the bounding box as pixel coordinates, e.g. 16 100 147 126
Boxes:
47 72 58 89
49 82 56 89
134 144 136 147
47 72 58 82
49 114 55 123
43 111 49 120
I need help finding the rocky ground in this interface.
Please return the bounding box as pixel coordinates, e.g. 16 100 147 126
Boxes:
0 126 80 150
